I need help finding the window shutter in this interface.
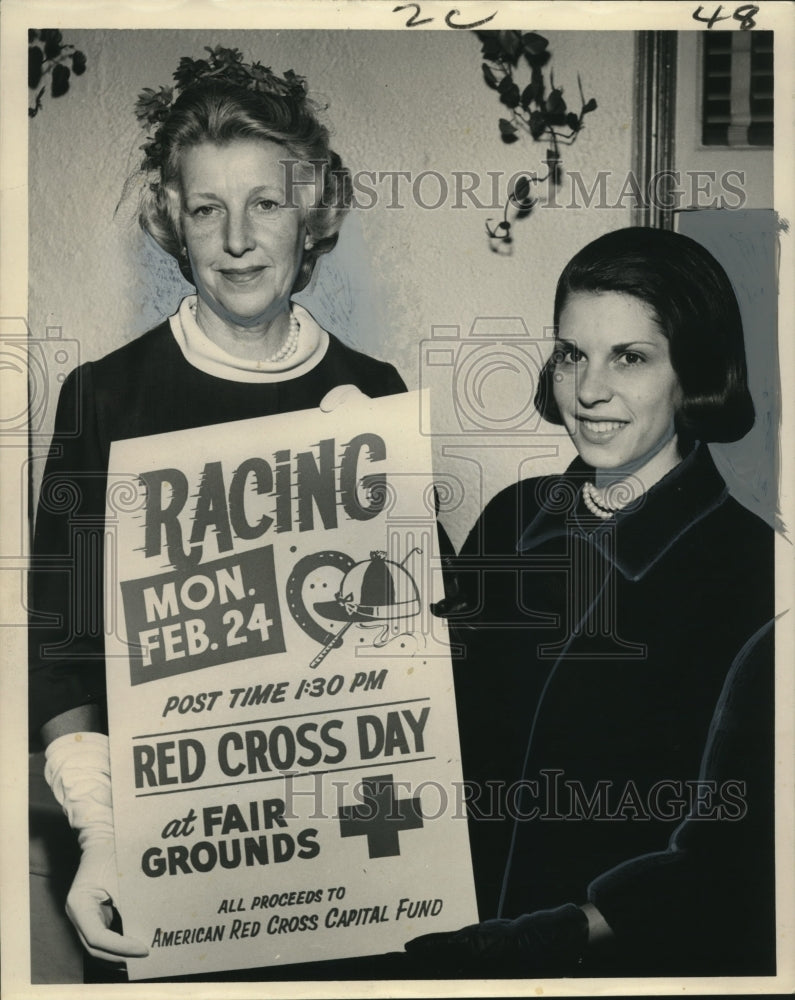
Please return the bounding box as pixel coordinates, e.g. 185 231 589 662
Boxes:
702 31 773 147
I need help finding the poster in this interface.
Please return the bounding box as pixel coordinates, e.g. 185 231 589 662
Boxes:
104 391 477 979
0 2 793 999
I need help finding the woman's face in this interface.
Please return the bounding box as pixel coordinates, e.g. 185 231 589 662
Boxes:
551 291 683 470
178 138 310 331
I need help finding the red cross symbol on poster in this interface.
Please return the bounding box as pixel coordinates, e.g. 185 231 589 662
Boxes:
338 774 424 858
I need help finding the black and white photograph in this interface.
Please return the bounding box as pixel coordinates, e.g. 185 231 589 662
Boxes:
1 1 793 996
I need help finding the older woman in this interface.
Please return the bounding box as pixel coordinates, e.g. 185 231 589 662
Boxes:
411 227 776 977
29 58 405 967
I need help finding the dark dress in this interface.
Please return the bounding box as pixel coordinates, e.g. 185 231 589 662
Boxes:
449 444 776 975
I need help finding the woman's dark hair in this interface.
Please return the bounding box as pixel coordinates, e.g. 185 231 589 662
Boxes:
534 226 755 443
138 80 352 292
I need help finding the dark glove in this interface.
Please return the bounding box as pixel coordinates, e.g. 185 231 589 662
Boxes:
405 903 589 976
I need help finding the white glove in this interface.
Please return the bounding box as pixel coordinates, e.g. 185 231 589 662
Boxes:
319 384 369 412
44 732 149 963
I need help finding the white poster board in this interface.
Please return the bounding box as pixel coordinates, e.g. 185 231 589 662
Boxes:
105 391 477 980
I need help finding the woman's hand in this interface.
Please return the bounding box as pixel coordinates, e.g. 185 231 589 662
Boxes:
319 384 369 412
44 732 149 963
404 903 590 976
65 837 149 962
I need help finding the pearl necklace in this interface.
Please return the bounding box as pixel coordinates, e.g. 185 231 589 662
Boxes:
581 481 627 520
190 300 301 363
267 309 301 363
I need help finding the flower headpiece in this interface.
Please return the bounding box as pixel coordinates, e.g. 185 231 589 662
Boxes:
134 46 307 172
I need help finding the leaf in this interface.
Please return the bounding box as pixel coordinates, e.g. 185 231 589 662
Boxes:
173 56 211 90
521 81 542 109
482 62 498 90
499 82 521 109
206 45 243 67
523 49 551 70
547 88 566 115
51 62 70 98
28 46 44 89
135 85 173 123
277 68 306 99
566 112 581 132
478 31 504 62
498 30 521 62
582 97 598 114
512 175 532 203
516 199 536 217
71 50 87 75
521 32 549 55
41 29 63 61
498 118 517 136
529 110 546 140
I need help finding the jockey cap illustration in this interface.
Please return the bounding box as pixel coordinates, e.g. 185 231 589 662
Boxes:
307 549 422 668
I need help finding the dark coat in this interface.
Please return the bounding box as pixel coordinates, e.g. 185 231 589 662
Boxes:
450 444 775 966
586 617 776 975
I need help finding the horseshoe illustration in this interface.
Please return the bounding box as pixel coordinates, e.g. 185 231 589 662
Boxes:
285 550 355 647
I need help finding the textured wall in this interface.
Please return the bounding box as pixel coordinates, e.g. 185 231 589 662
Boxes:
29 29 637 547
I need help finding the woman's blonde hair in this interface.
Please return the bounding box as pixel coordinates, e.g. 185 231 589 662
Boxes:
138 80 352 291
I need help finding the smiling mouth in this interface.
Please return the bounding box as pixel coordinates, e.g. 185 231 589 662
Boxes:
579 419 628 433
219 267 265 284
575 418 630 442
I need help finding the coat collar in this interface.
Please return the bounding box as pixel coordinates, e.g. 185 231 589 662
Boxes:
517 444 729 581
